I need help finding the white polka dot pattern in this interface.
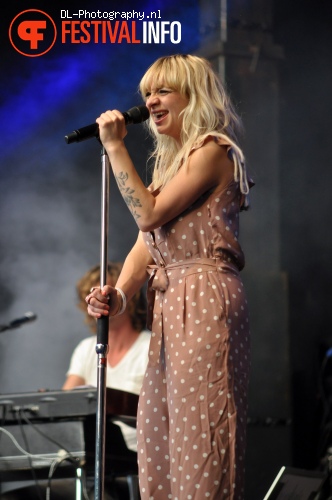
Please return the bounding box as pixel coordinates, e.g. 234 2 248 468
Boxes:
138 181 250 499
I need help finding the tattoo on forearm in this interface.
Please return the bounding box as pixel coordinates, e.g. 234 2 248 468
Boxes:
116 172 142 220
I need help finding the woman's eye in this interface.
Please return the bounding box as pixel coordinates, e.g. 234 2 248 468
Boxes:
145 89 173 99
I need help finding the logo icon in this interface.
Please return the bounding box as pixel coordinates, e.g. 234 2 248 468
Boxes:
9 9 57 57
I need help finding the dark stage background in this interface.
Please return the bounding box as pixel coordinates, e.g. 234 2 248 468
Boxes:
0 1 332 498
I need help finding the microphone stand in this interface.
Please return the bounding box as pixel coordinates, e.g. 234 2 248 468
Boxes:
0 324 12 333
94 146 110 500
64 109 149 499
0 324 13 333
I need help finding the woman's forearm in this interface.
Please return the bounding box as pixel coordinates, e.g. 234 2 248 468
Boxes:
106 142 156 231
115 231 153 300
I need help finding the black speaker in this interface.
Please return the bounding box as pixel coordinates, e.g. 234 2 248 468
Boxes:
263 467 328 500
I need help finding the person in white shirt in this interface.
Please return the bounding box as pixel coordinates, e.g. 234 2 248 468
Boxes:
1 262 148 500
63 261 150 452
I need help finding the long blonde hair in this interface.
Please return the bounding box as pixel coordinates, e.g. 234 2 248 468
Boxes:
139 54 250 207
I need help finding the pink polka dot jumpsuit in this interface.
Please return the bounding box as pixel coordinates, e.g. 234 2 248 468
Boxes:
137 145 251 500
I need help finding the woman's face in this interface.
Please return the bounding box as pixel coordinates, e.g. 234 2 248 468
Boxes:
145 84 189 145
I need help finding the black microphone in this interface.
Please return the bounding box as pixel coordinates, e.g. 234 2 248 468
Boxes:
0 312 37 333
65 105 150 144
9 312 37 328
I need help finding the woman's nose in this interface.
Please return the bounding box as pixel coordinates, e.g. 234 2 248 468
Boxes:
146 92 160 107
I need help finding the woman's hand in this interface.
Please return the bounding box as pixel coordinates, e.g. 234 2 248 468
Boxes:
96 110 127 150
85 285 120 318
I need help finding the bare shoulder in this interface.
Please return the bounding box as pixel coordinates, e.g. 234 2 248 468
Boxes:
188 137 234 185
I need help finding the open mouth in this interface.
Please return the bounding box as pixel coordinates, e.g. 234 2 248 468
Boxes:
153 110 168 123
